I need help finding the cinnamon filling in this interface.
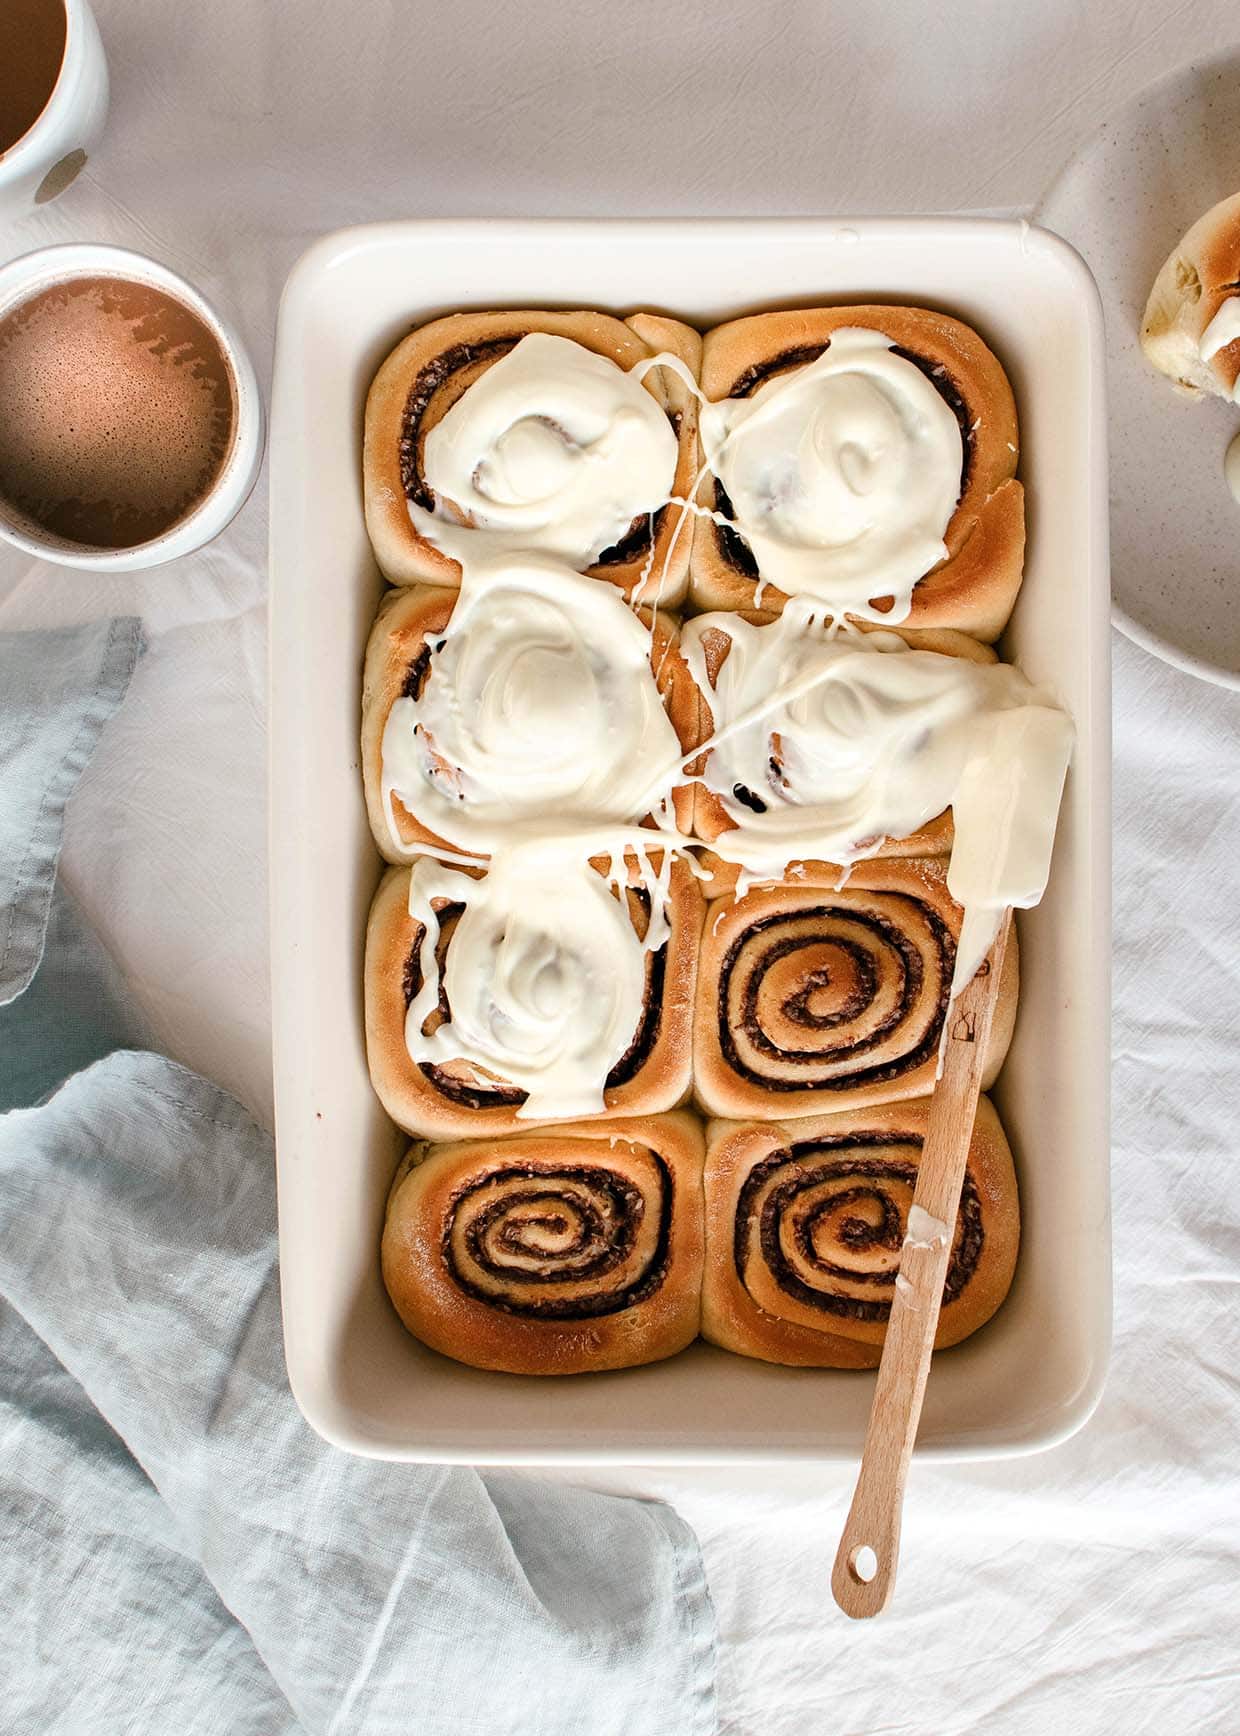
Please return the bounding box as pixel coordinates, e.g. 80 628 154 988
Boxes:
444 1157 674 1318
715 899 954 1093
734 1136 984 1321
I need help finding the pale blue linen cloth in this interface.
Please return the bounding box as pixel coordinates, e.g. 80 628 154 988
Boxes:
0 619 717 1736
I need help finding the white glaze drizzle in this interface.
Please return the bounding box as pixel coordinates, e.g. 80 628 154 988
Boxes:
380 550 683 859
416 332 679 567
698 327 963 618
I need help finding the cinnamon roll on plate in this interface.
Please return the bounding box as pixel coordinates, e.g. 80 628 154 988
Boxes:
701 1095 1019 1367
364 309 701 604
381 1112 705 1374
692 856 1017 1120
365 854 704 1139
690 306 1024 639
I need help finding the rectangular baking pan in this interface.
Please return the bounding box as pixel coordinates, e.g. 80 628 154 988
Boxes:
269 218 1111 1463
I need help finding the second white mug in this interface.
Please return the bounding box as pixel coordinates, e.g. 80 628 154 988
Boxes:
0 0 109 224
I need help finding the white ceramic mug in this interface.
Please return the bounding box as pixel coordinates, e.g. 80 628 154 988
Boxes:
0 0 109 222
0 244 265 571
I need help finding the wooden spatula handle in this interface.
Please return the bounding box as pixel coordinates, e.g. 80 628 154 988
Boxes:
831 917 1011 1619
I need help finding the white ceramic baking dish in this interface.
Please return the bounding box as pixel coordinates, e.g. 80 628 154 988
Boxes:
269 218 1111 1464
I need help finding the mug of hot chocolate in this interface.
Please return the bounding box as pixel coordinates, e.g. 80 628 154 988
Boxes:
0 0 109 220
0 245 264 569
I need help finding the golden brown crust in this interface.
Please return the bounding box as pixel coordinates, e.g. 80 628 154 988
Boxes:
700 1095 1019 1366
365 857 706 1139
363 309 702 601
687 615 996 858
1141 191 1240 399
689 306 1024 640
361 589 697 864
361 584 459 862
382 1111 705 1373
692 856 1017 1119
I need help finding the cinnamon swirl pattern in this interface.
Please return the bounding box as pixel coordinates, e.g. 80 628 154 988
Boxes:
690 305 1025 639
364 309 701 603
381 1113 705 1374
701 1096 1019 1366
361 571 697 864
692 858 1018 1119
365 854 704 1138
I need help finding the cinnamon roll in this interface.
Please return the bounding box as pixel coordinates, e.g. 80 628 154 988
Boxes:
1142 192 1240 402
683 611 1001 873
690 306 1024 640
701 1094 1019 1366
692 857 1017 1119
365 852 704 1138
364 309 701 603
381 1111 705 1374
361 571 698 865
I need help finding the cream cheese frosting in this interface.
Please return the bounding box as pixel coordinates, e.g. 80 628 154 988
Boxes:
385 327 1069 1119
380 550 683 859
698 328 963 615
416 331 679 567
1199 296 1240 382
404 844 674 1120
681 603 1074 985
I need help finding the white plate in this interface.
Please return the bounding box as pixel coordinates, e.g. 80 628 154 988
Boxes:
269 219 1111 1464
1037 49 1240 689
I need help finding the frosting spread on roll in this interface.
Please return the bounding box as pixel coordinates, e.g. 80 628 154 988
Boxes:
381 551 683 857
404 846 674 1119
698 328 963 616
415 332 679 566
682 604 1073 990
383 319 1070 1116
1200 296 1240 377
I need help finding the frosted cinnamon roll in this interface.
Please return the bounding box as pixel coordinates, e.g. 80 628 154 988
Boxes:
683 610 1004 873
701 1095 1019 1366
361 567 698 865
1142 192 1240 401
690 306 1024 639
692 857 1017 1120
364 309 701 603
365 852 704 1138
381 1112 705 1374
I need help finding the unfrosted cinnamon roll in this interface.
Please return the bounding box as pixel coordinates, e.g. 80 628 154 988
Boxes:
365 852 704 1138
361 573 698 865
701 1095 1019 1366
381 1111 705 1374
692 857 1017 1119
364 309 701 603
690 306 1024 639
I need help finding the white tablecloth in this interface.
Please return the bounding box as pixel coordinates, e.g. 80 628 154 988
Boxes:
3 2 1239 1728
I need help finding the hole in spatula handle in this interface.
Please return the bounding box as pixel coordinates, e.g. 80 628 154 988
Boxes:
849 1545 878 1584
